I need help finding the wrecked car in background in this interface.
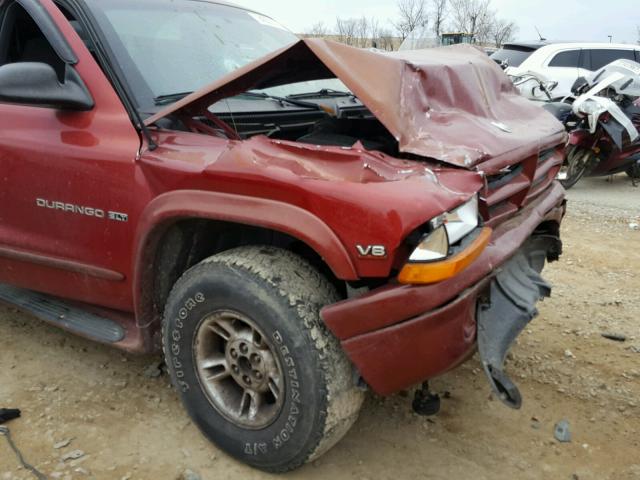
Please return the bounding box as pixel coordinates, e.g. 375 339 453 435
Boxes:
0 0 566 472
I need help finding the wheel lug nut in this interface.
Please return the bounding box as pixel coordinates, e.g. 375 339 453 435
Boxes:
253 371 263 380
232 365 239 373
239 343 248 354
230 349 238 359
251 354 261 365
243 375 251 385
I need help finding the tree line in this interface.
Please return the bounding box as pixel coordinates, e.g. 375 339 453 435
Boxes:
305 0 518 50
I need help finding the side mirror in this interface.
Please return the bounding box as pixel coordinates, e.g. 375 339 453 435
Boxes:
0 62 94 111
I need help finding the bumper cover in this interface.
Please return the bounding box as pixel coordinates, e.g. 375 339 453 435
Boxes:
322 181 566 396
477 238 552 409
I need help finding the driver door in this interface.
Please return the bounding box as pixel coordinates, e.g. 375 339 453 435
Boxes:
0 0 141 311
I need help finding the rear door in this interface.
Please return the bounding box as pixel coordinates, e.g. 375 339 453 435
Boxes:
544 49 582 98
582 48 637 72
0 0 141 311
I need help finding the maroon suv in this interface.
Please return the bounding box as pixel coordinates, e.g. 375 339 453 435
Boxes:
0 0 566 472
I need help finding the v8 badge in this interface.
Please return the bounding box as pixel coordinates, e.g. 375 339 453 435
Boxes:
356 245 387 258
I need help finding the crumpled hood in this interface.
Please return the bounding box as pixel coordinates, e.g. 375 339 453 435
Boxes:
145 39 565 168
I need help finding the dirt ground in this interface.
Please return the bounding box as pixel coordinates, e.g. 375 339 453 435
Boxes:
1 175 639 480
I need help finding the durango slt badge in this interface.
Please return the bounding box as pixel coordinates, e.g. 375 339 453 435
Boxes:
36 198 128 222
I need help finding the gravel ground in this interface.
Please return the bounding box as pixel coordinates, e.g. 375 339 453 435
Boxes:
1 174 639 480
567 175 640 216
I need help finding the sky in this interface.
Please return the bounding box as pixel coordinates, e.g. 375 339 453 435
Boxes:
235 0 640 45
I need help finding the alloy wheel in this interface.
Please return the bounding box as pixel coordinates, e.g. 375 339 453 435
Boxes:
194 310 284 429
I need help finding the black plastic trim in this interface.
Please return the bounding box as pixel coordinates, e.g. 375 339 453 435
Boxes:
0 283 125 343
477 237 554 409
0 61 94 110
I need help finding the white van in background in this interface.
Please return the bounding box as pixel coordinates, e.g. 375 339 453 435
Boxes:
491 42 640 99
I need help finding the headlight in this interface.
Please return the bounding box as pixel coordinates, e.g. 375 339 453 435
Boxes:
408 195 479 262
408 224 449 262
400 195 488 285
444 195 479 244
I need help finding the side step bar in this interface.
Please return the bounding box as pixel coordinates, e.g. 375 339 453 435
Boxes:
0 284 125 343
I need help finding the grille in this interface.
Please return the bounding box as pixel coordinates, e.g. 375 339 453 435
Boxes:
480 147 564 226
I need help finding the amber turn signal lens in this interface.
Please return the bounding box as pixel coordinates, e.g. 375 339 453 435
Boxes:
398 227 493 285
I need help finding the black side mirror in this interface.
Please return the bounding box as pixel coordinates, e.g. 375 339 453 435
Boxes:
0 62 94 111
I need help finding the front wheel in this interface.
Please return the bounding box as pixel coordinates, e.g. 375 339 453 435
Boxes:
162 246 364 473
559 145 592 189
626 162 640 180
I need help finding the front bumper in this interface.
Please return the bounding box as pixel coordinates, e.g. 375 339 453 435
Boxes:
321 181 566 397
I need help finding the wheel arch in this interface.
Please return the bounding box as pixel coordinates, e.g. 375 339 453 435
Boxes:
132 190 358 332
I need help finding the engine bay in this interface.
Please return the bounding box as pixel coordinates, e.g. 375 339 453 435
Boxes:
164 94 400 157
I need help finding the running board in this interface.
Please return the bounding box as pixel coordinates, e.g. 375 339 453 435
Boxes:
0 284 125 343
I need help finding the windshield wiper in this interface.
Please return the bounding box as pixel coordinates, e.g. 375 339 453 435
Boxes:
240 91 322 110
154 91 193 105
287 89 355 100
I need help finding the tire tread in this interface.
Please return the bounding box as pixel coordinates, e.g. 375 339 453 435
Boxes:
162 246 363 473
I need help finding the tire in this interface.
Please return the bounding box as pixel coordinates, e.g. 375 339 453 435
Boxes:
162 246 364 473
626 162 640 180
559 145 591 190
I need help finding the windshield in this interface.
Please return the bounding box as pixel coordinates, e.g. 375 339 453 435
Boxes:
85 0 346 109
490 46 537 68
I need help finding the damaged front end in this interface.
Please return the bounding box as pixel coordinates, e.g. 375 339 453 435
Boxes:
477 234 561 409
144 36 568 409
145 39 566 171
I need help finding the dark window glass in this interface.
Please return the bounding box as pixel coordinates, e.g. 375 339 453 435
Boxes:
0 2 65 82
588 49 636 71
549 50 580 68
490 46 537 67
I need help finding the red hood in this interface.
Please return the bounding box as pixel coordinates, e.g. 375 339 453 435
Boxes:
145 39 565 169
